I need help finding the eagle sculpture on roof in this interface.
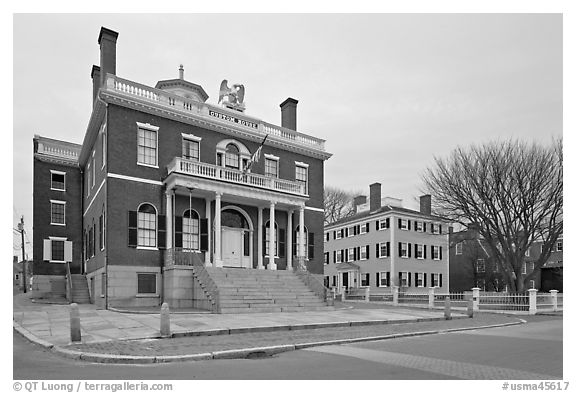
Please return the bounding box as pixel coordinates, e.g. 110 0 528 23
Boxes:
218 80 245 109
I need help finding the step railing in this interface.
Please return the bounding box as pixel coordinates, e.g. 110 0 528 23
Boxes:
164 248 220 312
292 257 332 305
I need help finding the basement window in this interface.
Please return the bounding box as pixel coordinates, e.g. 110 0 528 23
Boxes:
137 273 157 294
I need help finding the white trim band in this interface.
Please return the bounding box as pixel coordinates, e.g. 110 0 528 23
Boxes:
107 172 163 186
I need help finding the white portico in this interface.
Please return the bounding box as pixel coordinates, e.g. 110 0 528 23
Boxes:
163 159 309 271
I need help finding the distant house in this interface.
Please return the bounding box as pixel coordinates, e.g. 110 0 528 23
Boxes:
324 183 450 293
449 228 562 292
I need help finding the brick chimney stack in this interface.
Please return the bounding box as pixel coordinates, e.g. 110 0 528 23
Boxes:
280 97 298 131
420 194 432 215
353 195 367 211
98 27 119 88
91 65 100 107
369 183 382 212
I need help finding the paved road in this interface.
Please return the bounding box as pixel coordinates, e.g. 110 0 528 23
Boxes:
13 317 562 380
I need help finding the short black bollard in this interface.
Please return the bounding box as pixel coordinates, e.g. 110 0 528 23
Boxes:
70 303 81 343
160 302 171 337
444 296 452 320
467 299 474 318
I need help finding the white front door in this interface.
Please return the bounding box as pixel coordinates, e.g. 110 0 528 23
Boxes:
222 228 243 268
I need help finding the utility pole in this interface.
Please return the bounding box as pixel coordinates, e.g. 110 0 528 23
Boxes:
18 216 27 293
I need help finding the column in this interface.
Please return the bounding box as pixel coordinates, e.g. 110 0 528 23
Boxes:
214 192 222 267
286 210 293 271
205 198 212 267
472 287 480 311
528 288 538 315
257 207 264 269
298 205 305 264
268 202 277 270
390 214 396 286
428 287 435 309
165 190 173 250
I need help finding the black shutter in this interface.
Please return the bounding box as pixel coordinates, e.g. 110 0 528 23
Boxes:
408 272 412 287
99 214 103 250
200 219 208 251
128 211 137 247
439 225 443 234
386 218 390 229
333 250 336 263
376 272 380 287
408 220 411 230
174 216 183 248
340 229 344 238
340 249 344 263
414 273 418 286
398 242 402 257
326 252 329 264
398 218 402 228
376 243 380 258
424 245 427 259
353 226 357 236
333 231 336 240
366 273 370 287
293 232 297 256
344 249 348 262
345 227 349 237
440 273 443 287
263 226 267 256
279 228 286 258
366 245 370 259
366 222 370 232
308 232 315 259
424 222 427 232
376 220 380 230
399 272 402 286
408 243 412 258
440 246 443 260
386 272 390 286
424 273 427 287
386 241 390 257
158 215 166 249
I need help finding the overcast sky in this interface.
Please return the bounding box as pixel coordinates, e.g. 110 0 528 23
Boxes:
12 13 562 259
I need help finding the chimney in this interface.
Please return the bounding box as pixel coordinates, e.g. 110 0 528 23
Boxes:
179 64 184 80
280 97 298 131
91 65 100 107
420 194 432 215
98 27 119 88
369 183 381 212
353 195 367 211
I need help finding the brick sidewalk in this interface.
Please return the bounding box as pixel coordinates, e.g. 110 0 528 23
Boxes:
64 313 519 357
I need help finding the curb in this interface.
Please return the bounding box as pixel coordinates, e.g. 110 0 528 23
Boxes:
14 317 525 365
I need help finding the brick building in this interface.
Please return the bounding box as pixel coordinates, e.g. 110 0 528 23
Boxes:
323 183 450 294
449 228 563 292
32 27 332 311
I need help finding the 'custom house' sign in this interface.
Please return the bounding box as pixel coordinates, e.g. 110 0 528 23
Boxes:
209 110 258 129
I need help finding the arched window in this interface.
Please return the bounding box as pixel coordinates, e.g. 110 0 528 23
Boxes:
183 209 200 250
137 203 157 247
265 220 278 257
224 143 240 169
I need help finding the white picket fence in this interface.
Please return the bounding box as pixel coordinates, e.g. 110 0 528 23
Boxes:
336 287 562 314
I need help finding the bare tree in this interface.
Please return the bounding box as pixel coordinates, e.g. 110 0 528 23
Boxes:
423 139 562 292
324 186 356 225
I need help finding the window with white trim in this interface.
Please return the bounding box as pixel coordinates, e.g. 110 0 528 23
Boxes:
530 280 535 289
224 143 240 169
431 273 440 288
137 204 157 247
182 138 200 161
455 242 463 255
521 262 527 274
50 201 66 225
50 171 65 191
295 164 308 194
379 272 389 287
51 240 65 261
399 272 408 287
416 272 424 287
43 237 72 263
336 250 343 263
415 221 424 232
415 244 424 259
137 273 157 294
476 258 485 273
431 223 440 234
399 242 408 258
324 252 329 264
378 218 389 230
137 125 158 166
347 226 354 237
335 230 343 240
476 278 486 290
360 223 368 234
379 243 388 258
348 248 355 261
399 219 408 230
431 245 440 260
264 157 279 178
556 240 563 252
325 233 329 242
360 273 370 287
360 245 368 260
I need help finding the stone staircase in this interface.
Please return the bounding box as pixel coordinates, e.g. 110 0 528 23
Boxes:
204 267 333 313
69 274 91 304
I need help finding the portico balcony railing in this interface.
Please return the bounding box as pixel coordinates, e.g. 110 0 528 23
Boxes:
167 157 307 196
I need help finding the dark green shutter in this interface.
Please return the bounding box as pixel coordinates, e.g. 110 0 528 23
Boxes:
424 245 427 259
440 246 443 260
200 218 208 251
424 273 427 287
376 243 380 258
386 242 390 257
376 220 380 230
366 245 370 259
128 211 137 247
158 215 166 249
376 272 380 287
174 216 183 248
408 243 412 258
